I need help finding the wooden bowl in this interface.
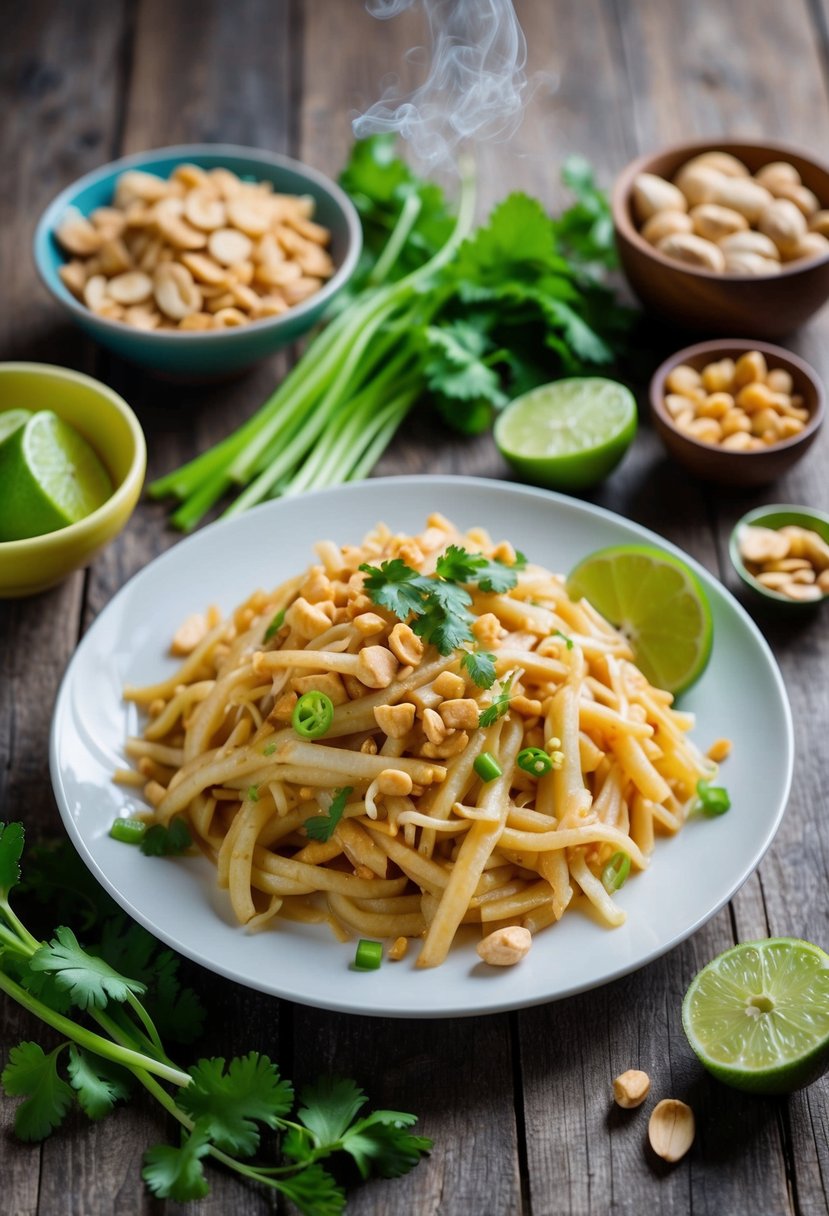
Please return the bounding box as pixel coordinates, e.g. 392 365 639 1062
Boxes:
613 139 829 337
649 339 824 487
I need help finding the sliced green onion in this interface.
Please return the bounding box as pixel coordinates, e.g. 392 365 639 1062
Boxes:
263 742 277 756
473 752 502 783
697 778 731 817
601 851 631 893
109 818 147 845
292 690 335 739
517 747 553 777
263 608 286 642
554 629 574 650
246 785 260 802
354 939 383 971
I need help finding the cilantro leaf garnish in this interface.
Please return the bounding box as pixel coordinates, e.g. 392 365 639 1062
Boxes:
67 1046 131 1120
1 1043 73 1141
296 1076 367 1148
142 1120 212 1202
478 674 515 727
359 558 429 619
30 926 147 1010
305 787 353 843
139 818 192 857
179 1053 294 1157
360 546 521 657
460 649 497 689
275 1163 346 1216
554 629 574 650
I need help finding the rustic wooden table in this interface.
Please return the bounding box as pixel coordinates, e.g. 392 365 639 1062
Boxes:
2 1 828 1212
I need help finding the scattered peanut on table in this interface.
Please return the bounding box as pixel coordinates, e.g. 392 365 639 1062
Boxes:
632 150 829 274
612 1069 651 1109
662 350 809 451
738 523 829 602
647 1099 696 1163
55 163 334 331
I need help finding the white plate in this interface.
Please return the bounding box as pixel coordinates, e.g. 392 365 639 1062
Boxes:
51 476 793 1018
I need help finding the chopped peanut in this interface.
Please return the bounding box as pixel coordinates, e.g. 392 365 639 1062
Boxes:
472 612 503 647
706 737 732 763
422 707 447 745
355 646 399 689
352 612 388 637
388 936 409 961
388 622 425 667
170 612 210 656
376 769 414 797
420 730 469 759
476 925 532 966
511 694 543 717
438 698 480 730
291 671 349 706
285 596 332 640
360 737 378 755
269 691 298 723
432 671 466 699
374 702 416 739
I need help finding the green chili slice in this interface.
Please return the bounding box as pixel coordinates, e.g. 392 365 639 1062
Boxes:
291 690 335 739
517 747 553 777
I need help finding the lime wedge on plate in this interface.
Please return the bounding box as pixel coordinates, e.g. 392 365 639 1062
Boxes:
566 545 713 693
494 377 637 490
0 410 113 542
683 939 829 1094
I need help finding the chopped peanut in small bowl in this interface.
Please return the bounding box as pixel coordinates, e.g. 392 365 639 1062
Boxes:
53 163 335 333
662 350 811 452
730 509 829 606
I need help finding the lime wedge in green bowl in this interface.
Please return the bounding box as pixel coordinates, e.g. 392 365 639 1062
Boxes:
566 544 713 694
0 410 113 542
494 377 637 490
682 938 829 1094
0 408 32 449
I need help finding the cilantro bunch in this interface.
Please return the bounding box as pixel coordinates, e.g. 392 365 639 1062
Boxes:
0 824 430 1212
151 136 630 531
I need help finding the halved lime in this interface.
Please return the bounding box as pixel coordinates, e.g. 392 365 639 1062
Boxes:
494 378 637 490
0 409 32 448
682 939 829 1094
0 410 113 542
566 545 713 693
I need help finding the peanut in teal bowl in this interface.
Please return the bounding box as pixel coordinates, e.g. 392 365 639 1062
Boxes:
33 144 362 380
729 504 829 610
0 364 146 597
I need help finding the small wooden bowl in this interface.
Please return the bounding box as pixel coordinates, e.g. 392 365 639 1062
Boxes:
649 339 824 487
613 139 829 337
730 504 829 610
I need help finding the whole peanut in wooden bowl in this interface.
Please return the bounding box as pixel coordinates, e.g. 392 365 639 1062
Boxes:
649 339 824 487
613 139 829 337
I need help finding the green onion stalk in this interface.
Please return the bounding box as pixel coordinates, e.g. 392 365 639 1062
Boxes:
150 159 477 531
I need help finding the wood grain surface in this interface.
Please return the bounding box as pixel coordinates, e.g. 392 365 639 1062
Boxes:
1 1 828 1213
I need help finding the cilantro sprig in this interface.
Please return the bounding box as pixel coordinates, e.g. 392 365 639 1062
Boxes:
0 823 431 1210
304 787 353 843
360 544 521 656
478 674 516 727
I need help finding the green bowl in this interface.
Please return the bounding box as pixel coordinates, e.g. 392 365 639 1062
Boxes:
0 363 146 597
729 504 829 609
34 144 362 379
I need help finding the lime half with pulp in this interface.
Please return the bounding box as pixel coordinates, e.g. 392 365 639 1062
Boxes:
566 544 713 693
0 410 113 542
682 939 829 1094
494 377 637 490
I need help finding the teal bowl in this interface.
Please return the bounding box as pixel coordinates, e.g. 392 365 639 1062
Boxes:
729 504 829 610
33 144 362 379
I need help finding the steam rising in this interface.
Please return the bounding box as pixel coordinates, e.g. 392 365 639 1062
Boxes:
354 0 528 169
